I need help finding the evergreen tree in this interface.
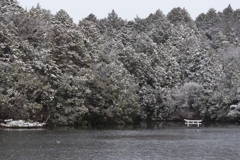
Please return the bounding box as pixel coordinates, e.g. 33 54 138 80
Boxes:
53 9 75 28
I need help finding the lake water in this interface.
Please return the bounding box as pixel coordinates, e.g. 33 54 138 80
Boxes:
1 122 240 160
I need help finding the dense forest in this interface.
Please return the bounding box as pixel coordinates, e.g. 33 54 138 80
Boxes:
1 0 240 125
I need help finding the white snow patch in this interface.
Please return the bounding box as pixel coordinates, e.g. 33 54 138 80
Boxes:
0 119 46 128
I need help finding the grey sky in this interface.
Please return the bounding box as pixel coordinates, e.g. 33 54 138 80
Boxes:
17 0 240 23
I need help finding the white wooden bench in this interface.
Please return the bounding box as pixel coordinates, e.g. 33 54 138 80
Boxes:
184 119 202 128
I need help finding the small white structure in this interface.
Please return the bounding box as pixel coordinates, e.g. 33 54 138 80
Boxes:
184 119 202 128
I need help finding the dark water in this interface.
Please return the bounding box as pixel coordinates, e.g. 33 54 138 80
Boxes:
1 122 240 160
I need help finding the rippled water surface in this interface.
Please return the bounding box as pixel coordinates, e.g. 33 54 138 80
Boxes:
1 122 240 160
